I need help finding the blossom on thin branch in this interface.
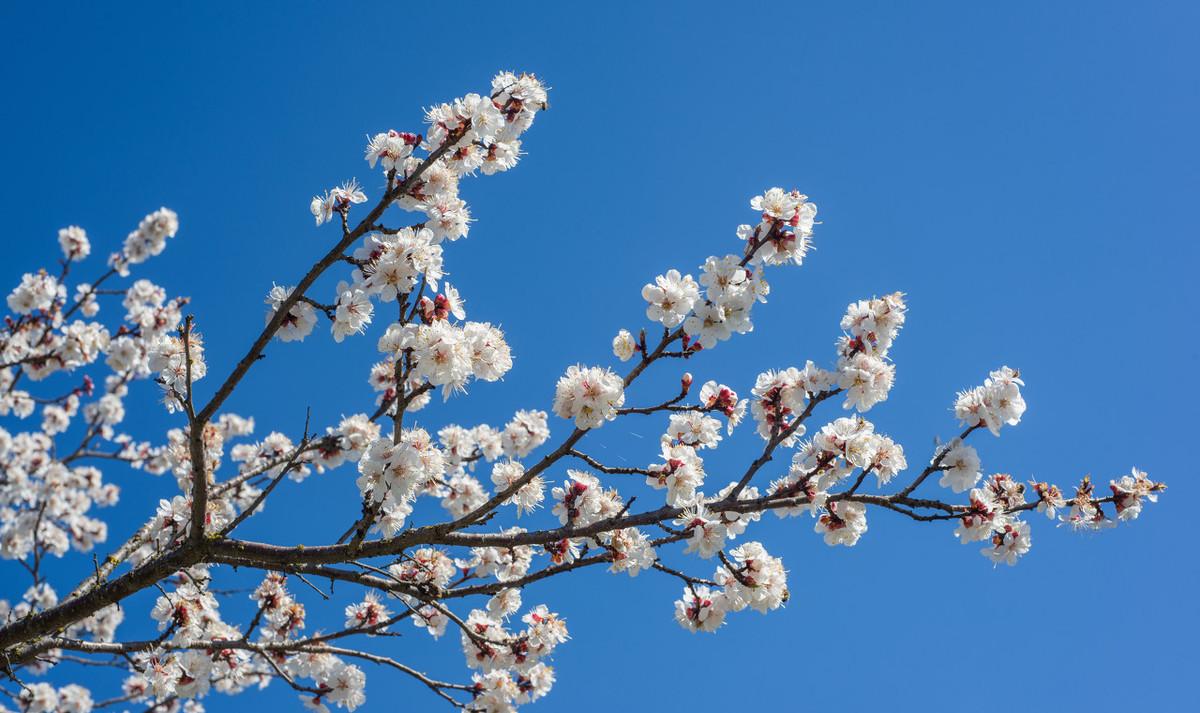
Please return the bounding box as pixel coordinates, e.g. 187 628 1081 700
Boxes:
0 70 1164 713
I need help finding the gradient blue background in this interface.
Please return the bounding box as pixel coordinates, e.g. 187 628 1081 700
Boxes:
2 2 1196 711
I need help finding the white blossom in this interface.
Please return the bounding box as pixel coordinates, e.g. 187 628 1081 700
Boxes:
642 269 699 328
331 281 373 342
121 207 178 264
7 272 62 315
58 226 91 261
673 585 727 633
265 284 317 342
939 443 982 493
815 501 868 546
954 366 1026 436
552 364 625 429
612 328 637 362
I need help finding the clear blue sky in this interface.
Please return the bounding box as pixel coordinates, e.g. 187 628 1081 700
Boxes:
2 1 1197 711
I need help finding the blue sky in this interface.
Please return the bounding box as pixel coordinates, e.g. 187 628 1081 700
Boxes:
2 1 1197 711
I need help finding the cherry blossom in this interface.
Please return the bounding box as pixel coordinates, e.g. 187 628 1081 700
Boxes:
0 70 1165 713
552 364 625 429
58 226 91 262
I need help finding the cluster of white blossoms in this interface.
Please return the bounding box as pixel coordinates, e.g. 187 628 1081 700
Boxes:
424 71 547 177
344 591 391 632
673 540 787 633
129 566 372 705
1109 468 1163 521
0 210 201 636
462 529 537 584
742 188 818 266
674 502 736 559
101 412 374 572
699 380 746 432
356 429 446 535
663 409 724 448
954 366 1027 435
113 207 179 274
147 326 207 406
597 526 657 577
0 435 115 560
551 364 625 429
767 415 908 528
331 280 373 343
6 271 64 315
59 224 91 260
314 413 380 471
954 474 1034 565
451 596 561 710
377 318 512 401
642 269 700 328
815 500 870 546
749 362 836 445
835 292 905 411
310 179 367 227
945 461 1161 564
264 284 317 342
431 410 554 523
647 442 707 506
549 470 623 527
133 567 282 703
272 71 545 373
685 255 769 349
438 409 550 468
0 70 1166 713
390 548 458 590
355 229 445 302
364 130 421 173
491 460 545 515
1056 470 1163 532
13 682 94 713
500 409 551 458
250 572 310 641
633 188 812 353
